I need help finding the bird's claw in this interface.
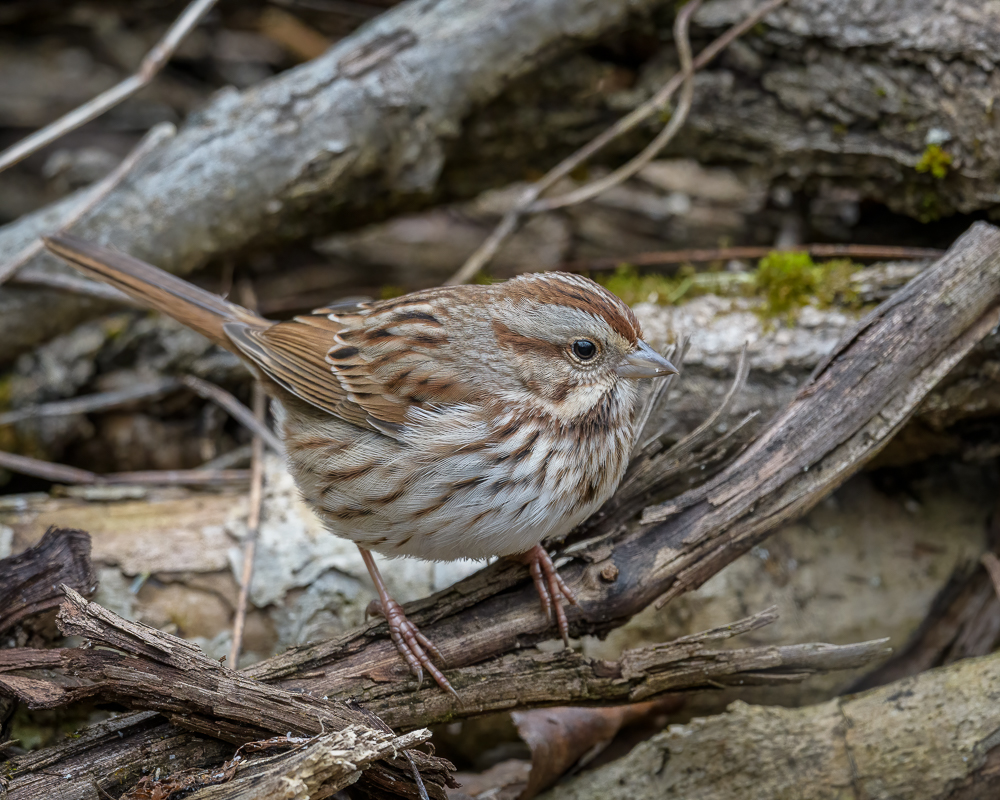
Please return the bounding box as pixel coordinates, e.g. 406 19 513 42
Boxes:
518 544 578 647
368 597 455 697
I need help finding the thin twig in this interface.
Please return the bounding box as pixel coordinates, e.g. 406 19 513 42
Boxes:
198 443 254 470
532 0 701 212
180 375 284 455
446 0 790 285
645 342 750 456
230 382 268 667
632 337 689 458
0 0 215 174
0 123 175 287
0 450 249 486
562 244 947 273
0 378 180 427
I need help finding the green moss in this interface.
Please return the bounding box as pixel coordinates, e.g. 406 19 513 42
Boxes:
597 252 861 322
755 251 859 321
915 144 952 179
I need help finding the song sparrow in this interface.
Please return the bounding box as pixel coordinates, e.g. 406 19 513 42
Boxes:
45 233 677 694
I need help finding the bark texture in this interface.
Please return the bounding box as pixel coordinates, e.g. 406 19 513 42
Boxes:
541 648 1000 800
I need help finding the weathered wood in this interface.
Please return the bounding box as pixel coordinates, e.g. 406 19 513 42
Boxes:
1 712 232 800
0 526 96 635
0 602 887 728
0 588 451 799
539 648 1000 800
176 729 432 800
6 0 998 366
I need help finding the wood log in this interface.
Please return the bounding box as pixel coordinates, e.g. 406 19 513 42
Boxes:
0 526 95 636
1 588 452 799
540 648 1000 800
0 600 887 728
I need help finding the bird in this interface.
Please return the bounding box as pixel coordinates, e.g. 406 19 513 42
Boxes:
44 232 678 694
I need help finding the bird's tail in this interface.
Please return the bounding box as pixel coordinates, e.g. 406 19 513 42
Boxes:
44 233 266 353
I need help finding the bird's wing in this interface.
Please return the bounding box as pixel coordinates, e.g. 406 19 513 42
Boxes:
225 292 480 434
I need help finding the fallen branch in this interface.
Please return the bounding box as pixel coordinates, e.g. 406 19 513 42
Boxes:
446 0 789 284
138 727 431 800
0 1 214 174
0 527 96 636
1 601 887 728
0 451 250 487
0 378 180 427
1 588 452 798
0 124 176 288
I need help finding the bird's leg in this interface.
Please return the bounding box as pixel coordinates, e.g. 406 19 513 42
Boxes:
358 547 455 696
513 543 578 647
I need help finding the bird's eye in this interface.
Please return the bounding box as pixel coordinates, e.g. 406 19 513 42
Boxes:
572 340 597 360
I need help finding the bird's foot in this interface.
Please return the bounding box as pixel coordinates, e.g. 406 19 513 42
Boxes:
367 596 455 697
515 543 578 647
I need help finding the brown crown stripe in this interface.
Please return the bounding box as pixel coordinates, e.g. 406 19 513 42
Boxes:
503 272 641 345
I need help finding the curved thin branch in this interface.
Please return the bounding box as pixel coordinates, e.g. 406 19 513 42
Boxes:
0 1 214 173
446 0 791 285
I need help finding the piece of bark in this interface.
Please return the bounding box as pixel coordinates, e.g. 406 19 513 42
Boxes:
1 711 232 800
539 648 1000 800
0 0 673 365
0 526 96 635
46 588 452 796
157 728 431 800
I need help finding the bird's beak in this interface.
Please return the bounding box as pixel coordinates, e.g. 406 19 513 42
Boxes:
616 340 679 379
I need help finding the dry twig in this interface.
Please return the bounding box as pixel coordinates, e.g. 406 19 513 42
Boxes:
0 123 176 287
0 450 249 486
445 0 791 285
230 383 268 666
0 378 180 427
0 0 215 174
180 375 284 455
